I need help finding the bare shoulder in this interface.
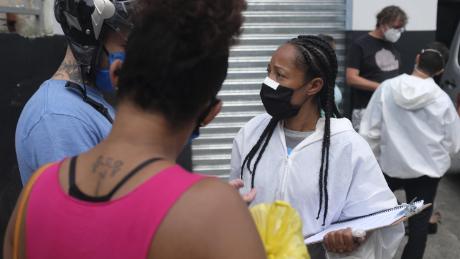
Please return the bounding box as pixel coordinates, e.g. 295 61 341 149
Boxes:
187 177 248 208
148 177 266 259
168 177 252 221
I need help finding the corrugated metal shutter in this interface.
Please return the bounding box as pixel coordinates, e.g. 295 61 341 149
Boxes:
192 0 346 178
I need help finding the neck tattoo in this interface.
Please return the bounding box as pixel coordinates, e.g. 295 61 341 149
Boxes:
91 155 124 195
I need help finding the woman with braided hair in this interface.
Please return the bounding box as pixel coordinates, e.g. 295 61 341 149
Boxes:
230 35 404 258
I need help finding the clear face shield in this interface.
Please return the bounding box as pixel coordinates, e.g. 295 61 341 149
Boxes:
74 0 138 76
104 0 138 35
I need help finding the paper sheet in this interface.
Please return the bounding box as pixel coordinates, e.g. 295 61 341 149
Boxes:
304 200 424 244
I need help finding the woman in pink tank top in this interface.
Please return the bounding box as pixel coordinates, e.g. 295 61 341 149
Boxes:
3 0 266 258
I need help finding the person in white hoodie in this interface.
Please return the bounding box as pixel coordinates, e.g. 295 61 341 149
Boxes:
230 35 404 259
360 42 460 259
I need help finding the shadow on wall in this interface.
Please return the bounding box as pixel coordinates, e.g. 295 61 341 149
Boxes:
0 33 67 257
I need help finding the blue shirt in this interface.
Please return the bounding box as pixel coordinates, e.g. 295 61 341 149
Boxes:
15 79 115 185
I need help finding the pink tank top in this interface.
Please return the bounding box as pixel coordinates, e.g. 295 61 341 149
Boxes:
25 162 205 259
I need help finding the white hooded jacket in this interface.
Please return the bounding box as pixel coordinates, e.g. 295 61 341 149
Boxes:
230 114 403 258
360 74 460 179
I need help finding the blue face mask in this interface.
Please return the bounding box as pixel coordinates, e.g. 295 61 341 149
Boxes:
95 51 125 93
187 98 219 143
188 127 200 144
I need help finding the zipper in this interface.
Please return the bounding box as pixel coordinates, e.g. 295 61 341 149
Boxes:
278 154 292 200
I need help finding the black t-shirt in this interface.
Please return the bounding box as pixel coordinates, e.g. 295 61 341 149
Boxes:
347 34 401 108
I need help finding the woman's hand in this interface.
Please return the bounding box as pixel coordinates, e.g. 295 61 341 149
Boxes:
228 179 257 203
323 228 366 254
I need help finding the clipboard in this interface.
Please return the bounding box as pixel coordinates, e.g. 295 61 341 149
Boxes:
304 200 431 245
391 203 432 225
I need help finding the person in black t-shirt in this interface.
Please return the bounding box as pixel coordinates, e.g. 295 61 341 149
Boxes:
346 6 407 131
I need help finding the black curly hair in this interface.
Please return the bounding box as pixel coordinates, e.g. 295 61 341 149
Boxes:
116 0 246 128
240 35 340 225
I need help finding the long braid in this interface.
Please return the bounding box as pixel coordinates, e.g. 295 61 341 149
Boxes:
289 35 338 225
240 118 278 188
316 125 326 220
289 43 326 220
240 118 274 178
308 44 331 225
312 42 335 225
241 121 270 176
249 118 278 170
322 43 337 225
250 119 277 188
292 39 329 222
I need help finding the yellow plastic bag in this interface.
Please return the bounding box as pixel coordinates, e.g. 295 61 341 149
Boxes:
250 201 310 259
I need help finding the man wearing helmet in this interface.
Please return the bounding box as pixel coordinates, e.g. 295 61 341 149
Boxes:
15 0 137 184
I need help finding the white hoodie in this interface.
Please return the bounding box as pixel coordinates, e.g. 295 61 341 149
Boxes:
360 74 460 179
230 114 403 259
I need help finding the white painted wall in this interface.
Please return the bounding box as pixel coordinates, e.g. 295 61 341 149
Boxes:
347 0 438 31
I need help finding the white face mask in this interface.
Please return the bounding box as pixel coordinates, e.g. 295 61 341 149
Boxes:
384 28 402 43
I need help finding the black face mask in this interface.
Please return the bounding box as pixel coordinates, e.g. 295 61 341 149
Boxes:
260 77 301 119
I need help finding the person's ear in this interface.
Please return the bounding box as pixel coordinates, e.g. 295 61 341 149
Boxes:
201 100 222 127
109 59 123 90
305 77 324 96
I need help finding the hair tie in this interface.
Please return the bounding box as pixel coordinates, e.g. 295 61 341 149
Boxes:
421 48 443 59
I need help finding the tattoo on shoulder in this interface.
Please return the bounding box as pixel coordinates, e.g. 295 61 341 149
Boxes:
92 155 124 195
